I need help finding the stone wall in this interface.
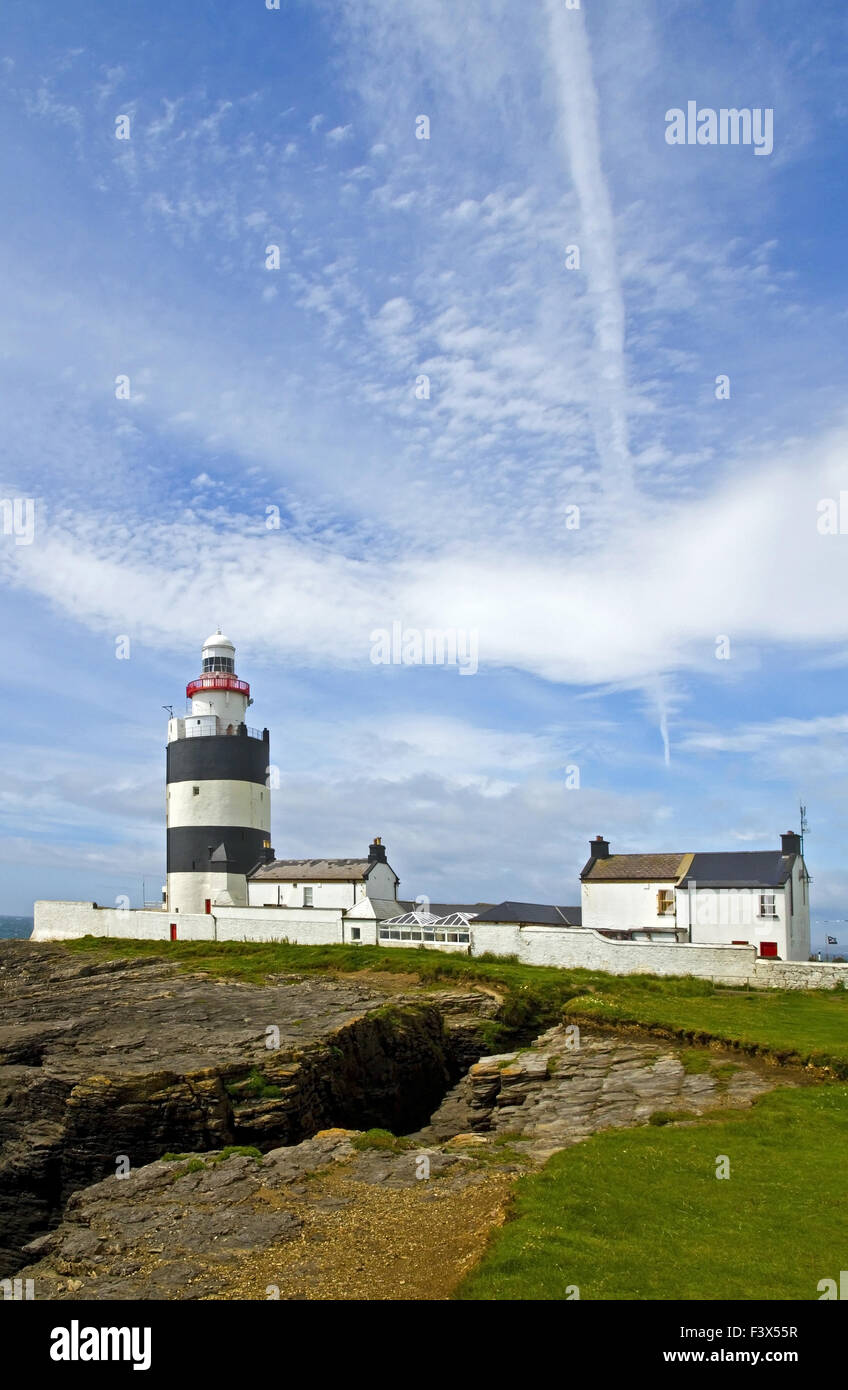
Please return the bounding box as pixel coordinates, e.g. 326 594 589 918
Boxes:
32 902 212 941
751 958 848 990
215 906 347 945
32 901 356 946
471 922 756 982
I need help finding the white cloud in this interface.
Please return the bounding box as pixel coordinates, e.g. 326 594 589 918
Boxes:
4 422 848 697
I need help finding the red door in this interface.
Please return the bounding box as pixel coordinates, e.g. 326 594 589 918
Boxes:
169 923 177 942
759 940 778 958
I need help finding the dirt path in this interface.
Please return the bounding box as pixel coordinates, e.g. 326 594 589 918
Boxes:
210 1158 515 1301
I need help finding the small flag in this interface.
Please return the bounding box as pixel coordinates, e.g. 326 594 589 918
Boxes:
827 936 838 945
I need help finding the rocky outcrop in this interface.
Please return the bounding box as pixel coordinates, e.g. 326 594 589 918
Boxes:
13 1027 789 1302
414 1025 785 1161
16 1131 517 1301
0 944 494 1275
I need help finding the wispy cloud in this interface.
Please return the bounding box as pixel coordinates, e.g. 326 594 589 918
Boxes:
2 2 848 918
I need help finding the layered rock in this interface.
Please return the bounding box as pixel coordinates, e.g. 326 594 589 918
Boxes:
0 943 494 1275
17 1132 518 1301
414 1025 783 1161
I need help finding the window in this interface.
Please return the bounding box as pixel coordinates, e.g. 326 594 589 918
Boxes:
303 886 313 907
759 893 777 918
350 927 361 941
192 786 200 796
657 889 675 916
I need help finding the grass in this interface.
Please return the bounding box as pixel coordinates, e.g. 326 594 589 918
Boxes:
212 1145 262 1163
160 1145 262 1178
679 1047 712 1075
64 935 848 1070
678 1048 739 1090
226 1068 283 1101
350 1128 415 1153
565 981 848 1076
455 1085 848 1300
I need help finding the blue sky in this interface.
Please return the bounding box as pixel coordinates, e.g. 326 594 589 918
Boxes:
1 0 848 951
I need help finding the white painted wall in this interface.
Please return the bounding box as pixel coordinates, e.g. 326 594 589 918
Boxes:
168 715 218 742
752 958 846 990
214 906 346 944
472 922 755 980
32 902 213 941
679 884 788 955
166 870 248 914
365 862 399 899
581 878 679 932
248 879 360 909
677 858 810 962
167 779 270 832
788 857 811 961
189 688 249 725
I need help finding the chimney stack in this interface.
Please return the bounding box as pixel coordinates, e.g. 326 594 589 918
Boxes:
781 831 801 857
590 835 610 860
368 836 387 863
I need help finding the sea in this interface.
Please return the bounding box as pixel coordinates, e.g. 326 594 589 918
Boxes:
0 916 33 940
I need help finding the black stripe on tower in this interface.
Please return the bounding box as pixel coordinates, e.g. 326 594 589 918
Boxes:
167 825 269 877
167 734 269 786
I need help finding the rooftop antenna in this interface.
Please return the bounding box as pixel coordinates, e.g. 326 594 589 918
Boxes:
162 704 174 718
799 801 809 857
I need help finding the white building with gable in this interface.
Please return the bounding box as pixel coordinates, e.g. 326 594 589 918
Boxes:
579 833 810 961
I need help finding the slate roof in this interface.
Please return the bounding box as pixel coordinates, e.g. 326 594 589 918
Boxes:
678 852 797 889
398 902 494 917
250 858 390 882
581 853 687 882
472 902 583 926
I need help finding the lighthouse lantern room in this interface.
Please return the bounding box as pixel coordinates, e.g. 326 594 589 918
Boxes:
165 632 272 914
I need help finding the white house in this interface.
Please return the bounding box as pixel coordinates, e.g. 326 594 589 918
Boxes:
579 833 810 961
247 838 399 910
241 838 402 943
676 836 810 961
580 838 690 942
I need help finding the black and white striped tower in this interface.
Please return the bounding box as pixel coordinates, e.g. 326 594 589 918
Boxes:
165 632 272 914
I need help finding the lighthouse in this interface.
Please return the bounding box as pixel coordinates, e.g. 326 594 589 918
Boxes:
165 632 272 914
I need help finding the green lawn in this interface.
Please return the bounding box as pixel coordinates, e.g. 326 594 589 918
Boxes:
565 983 848 1076
61 937 848 1071
455 1085 848 1301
